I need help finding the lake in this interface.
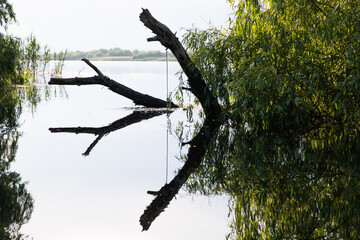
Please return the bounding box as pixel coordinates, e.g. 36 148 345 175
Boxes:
4 60 360 240
10 61 230 240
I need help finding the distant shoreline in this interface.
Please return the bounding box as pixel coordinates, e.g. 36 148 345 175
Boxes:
65 48 177 61
81 56 177 61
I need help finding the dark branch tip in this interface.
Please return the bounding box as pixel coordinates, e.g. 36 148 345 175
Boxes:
147 36 160 42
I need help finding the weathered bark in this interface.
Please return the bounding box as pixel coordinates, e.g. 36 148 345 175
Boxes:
140 118 221 231
139 9 222 120
49 59 178 108
49 110 170 156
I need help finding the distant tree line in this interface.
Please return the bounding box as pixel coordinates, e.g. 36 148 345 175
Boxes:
65 48 175 61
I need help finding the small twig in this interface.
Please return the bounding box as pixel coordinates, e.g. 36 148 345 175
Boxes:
147 190 160 196
82 134 105 156
313 0 337 10
147 36 160 42
181 140 193 147
82 58 104 77
310 0 327 17
181 87 192 91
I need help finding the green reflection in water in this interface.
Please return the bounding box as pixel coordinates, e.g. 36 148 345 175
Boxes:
1 7 34 236
0 64 64 240
185 121 360 239
0 85 34 240
1 10 65 237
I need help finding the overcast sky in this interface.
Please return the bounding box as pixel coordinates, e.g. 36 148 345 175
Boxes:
7 0 232 52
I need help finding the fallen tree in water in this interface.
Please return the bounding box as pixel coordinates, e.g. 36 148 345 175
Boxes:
48 8 224 232
49 58 177 108
139 8 222 120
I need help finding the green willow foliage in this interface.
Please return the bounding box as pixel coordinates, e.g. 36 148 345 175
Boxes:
0 35 24 85
184 0 360 137
187 123 360 239
0 0 15 27
0 0 23 87
1 0 66 237
1 1 36 239
182 0 360 239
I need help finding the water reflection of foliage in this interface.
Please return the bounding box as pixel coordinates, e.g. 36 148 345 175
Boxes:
1 4 66 238
0 83 65 240
0 69 66 240
0 92 34 240
0 135 34 240
184 121 360 239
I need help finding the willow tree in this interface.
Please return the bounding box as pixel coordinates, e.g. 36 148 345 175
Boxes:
181 0 360 239
184 0 360 135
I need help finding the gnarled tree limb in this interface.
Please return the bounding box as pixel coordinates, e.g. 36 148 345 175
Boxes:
139 9 222 119
49 59 178 108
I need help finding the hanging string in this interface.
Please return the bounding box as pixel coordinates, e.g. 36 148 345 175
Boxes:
165 117 169 183
165 48 169 102
165 48 169 183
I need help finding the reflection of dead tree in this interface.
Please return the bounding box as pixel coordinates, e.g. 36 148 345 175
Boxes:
140 118 221 231
49 110 170 156
49 59 178 108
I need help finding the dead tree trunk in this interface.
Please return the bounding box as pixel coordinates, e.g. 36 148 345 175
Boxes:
139 9 222 120
49 59 178 108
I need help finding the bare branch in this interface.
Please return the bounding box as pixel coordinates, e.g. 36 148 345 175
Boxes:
83 134 105 156
49 60 178 108
82 58 105 77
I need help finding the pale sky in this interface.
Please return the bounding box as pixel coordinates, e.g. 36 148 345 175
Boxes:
7 0 232 52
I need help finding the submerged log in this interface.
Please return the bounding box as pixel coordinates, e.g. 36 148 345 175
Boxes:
139 9 222 119
49 59 177 108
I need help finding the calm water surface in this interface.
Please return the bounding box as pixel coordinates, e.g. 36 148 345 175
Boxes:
12 61 229 240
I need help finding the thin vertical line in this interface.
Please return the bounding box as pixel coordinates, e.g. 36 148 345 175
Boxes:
165 49 169 183
166 123 169 183
166 49 169 101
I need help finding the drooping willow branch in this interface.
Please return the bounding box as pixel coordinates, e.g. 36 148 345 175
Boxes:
49 59 178 108
49 110 170 156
